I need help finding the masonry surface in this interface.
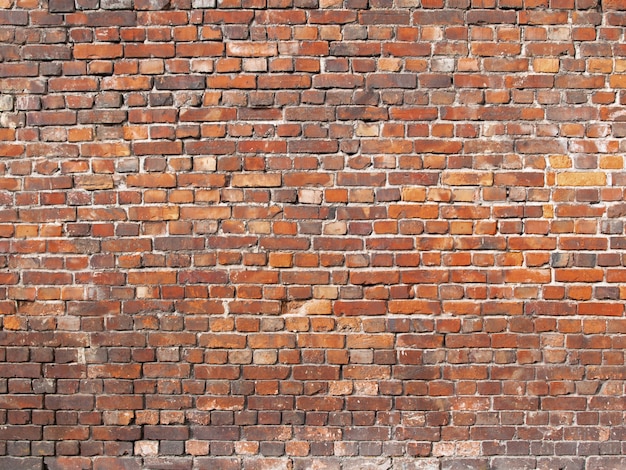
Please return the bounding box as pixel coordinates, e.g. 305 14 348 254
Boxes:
1 0 626 468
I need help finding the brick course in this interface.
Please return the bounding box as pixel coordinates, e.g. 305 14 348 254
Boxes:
1 0 626 467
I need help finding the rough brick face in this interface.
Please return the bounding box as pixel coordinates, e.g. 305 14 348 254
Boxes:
0 0 625 467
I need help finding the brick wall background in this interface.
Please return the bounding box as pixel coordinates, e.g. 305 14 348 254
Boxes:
1 0 626 468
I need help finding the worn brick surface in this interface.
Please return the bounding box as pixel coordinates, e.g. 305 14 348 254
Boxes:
0 0 625 467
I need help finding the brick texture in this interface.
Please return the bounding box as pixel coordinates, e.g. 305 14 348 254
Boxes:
0 0 625 467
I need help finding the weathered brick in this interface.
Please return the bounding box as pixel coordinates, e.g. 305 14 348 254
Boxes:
66 11 136 26
102 76 152 90
366 73 417 88
2 1 625 466
0 457 42 470
258 75 311 89
92 457 143 470
231 174 281 187
22 45 71 60
73 44 123 59
49 0 75 12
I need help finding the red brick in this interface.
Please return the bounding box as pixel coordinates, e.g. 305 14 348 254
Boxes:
414 139 463 154
0 394 43 408
81 143 130 157
334 301 387 316
206 75 256 89
179 108 236 122
578 303 624 316
44 426 89 440
258 75 311 89
102 76 152 90
27 111 76 126
0 426 42 440
388 300 441 314
296 397 343 411
128 271 177 285
293 365 339 380
133 141 183 155
143 363 190 378
2 1 624 463
126 173 177 188
231 174 281 187
308 10 357 24
0 78 46 93
389 107 438 120
177 43 224 57
494 172 545 187
73 44 123 59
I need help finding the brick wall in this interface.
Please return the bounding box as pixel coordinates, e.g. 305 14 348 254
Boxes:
1 0 626 468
